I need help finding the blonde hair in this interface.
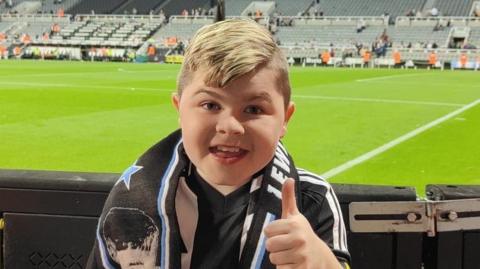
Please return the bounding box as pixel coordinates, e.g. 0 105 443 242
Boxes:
177 18 291 107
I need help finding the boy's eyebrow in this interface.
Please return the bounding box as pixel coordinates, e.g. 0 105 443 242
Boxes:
193 89 223 99
247 92 273 103
193 89 272 103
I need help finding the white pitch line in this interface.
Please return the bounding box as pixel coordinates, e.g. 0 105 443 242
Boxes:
0 81 170 92
321 98 480 179
293 95 465 107
356 73 426 82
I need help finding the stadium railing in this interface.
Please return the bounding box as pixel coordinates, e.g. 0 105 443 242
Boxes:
278 15 388 26
1 169 479 269
75 13 166 22
0 13 71 23
395 16 480 27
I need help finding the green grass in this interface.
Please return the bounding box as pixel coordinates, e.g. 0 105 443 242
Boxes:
1 60 479 195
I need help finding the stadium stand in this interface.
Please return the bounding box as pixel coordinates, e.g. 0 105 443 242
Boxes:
224 0 314 17
113 0 166 15
160 0 211 17
0 21 15 33
275 0 314 16
0 0 479 67
149 15 212 45
10 1 42 14
469 27 480 47
224 0 252 16
67 0 127 15
388 25 450 48
275 17 387 48
434 0 476 16
40 0 82 14
318 0 426 18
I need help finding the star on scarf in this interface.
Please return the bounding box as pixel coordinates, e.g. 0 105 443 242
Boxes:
117 164 143 190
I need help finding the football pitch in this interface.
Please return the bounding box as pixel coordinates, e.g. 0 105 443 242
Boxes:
1 60 479 195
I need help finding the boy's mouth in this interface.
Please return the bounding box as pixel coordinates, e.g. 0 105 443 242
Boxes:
209 145 248 164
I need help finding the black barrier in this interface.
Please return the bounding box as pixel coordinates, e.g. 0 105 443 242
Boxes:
0 169 118 269
1 170 480 269
333 184 422 269
424 185 480 269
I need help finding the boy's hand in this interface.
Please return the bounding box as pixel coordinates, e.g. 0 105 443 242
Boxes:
264 178 342 269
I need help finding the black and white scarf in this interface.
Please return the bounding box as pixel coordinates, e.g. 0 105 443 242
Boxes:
95 129 301 269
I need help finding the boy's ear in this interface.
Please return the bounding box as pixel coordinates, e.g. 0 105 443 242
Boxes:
280 102 295 138
171 92 180 111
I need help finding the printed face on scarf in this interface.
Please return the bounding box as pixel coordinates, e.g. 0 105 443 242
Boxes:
173 67 295 193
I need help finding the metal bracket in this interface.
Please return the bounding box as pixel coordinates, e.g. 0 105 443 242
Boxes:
435 198 480 232
349 198 480 236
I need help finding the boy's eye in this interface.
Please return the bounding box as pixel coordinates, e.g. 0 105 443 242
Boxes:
201 102 221 111
244 105 263 114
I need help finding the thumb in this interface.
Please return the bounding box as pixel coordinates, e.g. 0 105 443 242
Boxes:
281 178 299 219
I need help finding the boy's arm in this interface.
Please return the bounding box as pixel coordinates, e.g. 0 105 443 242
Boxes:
264 179 345 269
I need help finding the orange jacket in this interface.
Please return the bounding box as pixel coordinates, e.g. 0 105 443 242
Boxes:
14 46 21 55
393 51 401 64
321 51 331 63
460 54 468 66
147 45 156 56
363 51 371 62
428 53 437 65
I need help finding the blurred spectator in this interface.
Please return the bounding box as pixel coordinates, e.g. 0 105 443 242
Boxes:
51 23 61 34
357 19 366 33
320 50 330 65
0 45 7 59
392 50 402 67
433 21 444 31
174 41 185 55
329 43 335 57
57 7 64 17
459 53 468 68
147 44 156 61
362 50 371 66
462 42 476 49
428 51 437 68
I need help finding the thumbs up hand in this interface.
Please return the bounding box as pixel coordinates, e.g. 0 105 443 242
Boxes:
264 178 343 269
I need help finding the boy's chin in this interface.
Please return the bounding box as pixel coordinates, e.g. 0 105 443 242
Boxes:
202 169 253 187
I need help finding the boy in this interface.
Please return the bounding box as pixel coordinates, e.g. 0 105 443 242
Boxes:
87 18 350 269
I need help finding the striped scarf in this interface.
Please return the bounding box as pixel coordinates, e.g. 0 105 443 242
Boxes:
95 130 301 269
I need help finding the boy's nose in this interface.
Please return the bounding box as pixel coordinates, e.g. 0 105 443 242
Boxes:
216 115 245 135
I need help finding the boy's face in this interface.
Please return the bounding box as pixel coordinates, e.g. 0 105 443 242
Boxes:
173 67 294 189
